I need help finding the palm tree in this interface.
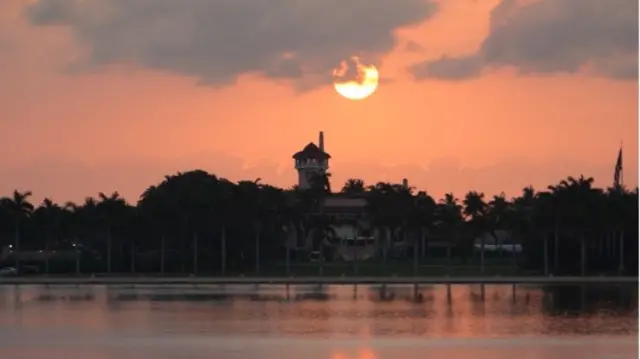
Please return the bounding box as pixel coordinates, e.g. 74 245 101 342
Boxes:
259 184 289 274
32 198 63 274
122 206 144 273
139 170 222 274
276 187 304 276
236 179 266 274
487 193 511 258
0 169 635 278
534 187 562 273
411 192 436 275
366 182 413 265
215 179 235 275
604 186 636 275
138 184 176 273
306 171 332 275
97 192 129 273
548 175 602 275
436 193 464 272
511 187 541 273
463 191 488 273
2 190 34 270
341 178 366 195
365 183 391 263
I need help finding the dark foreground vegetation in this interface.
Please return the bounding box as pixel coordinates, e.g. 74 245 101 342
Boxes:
0 170 636 277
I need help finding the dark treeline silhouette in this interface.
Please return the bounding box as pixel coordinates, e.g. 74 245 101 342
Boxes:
0 170 637 276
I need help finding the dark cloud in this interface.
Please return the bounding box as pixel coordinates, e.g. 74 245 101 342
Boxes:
412 54 482 80
410 0 638 80
24 0 438 89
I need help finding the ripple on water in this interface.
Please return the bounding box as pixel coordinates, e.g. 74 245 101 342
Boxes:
0 284 636 359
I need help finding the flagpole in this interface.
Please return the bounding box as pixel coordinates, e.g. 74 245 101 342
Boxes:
620 140 624 189
614 142 624 191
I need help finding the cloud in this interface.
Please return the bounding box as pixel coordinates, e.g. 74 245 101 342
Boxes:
24 0 438 90
410 0 638 80
412 54 482 80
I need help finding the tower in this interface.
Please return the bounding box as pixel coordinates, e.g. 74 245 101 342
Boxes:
293 131 330 190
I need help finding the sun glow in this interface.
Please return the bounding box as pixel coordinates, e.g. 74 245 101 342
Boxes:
333 57 379 100
331 349 378 359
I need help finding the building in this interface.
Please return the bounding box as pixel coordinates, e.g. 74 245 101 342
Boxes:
473 230 522 254
289 133 520 262
292 131 330 190
291 132 378 261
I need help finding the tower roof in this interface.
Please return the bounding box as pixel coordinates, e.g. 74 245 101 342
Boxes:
293 142 331 160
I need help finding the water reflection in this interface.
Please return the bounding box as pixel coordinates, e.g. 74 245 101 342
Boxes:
542 284 638 315
0 283 636 358
2 283 636 307
331 349 377 359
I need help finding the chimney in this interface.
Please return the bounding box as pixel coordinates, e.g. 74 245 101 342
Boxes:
402 178 408 188
319 131 325 152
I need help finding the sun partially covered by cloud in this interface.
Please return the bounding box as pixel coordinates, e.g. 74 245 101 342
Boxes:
410 0 638 81
24 0 439 90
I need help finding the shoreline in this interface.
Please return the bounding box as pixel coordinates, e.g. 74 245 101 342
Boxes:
0 276 636 285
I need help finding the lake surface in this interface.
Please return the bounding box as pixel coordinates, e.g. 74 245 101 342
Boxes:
0 283 637 359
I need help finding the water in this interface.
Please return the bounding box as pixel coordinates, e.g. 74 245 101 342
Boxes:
0 283 636 358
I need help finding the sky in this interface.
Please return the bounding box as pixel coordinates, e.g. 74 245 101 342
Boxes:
0 0 638 204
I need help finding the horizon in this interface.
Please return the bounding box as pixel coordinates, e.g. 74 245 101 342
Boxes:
1 167 634 206
1 0 637 204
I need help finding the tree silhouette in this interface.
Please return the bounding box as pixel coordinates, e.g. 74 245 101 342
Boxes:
2 190 34 269
0 171 635 277
341 178 366 195
463 191 488 271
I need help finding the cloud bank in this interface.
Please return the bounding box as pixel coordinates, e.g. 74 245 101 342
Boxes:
411 0 638 80
24 0 438 89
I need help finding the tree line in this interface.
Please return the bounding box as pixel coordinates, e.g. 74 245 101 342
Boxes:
0 170 637 276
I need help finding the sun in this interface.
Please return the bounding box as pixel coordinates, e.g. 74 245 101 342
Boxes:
332 57 379 101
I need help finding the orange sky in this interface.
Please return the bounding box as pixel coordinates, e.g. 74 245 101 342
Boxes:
0 0 637 204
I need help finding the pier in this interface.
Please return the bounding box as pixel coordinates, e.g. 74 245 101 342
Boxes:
0 276 636 286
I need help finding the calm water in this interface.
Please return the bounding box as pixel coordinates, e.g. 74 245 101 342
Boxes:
0 283 637 359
